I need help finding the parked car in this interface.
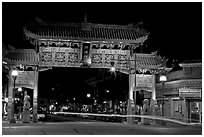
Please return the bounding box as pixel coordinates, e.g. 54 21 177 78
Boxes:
30 108 47 121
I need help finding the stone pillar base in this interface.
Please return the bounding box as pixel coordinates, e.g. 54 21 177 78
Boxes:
32 114 38 123
127 99 135 124
160 120 166 126
141 117 150 125
22 110 30 123
10 118 16 123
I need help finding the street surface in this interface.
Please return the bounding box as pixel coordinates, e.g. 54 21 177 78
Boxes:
2 114 202 135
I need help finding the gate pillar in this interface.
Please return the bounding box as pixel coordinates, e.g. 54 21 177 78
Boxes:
32 68 39 123
152 74 156 101
7 66 15 123
127 73 135 123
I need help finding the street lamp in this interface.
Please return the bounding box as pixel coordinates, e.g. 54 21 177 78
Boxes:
110 66 116 72
87 93 91 98
18 87 22 92
10 70 18 123
110 61 116 72
159 75 167 125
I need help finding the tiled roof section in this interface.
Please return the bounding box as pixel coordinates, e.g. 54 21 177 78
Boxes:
179 61 202 68
135 53 166 69
3 49 38 65
24 22 148 41
182 60 202 63
157 79 202 89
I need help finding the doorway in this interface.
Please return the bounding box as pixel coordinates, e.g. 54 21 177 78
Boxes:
190 101 202 123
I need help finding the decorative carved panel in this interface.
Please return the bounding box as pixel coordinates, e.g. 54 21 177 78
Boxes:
4 45 165 74
91 49 130 70
104 54 114 66
39 47 79 67
91 54 102 65
116 54 129 70
38 47 130 70
67 53 78 63
41 52 52 63
55 52 66 64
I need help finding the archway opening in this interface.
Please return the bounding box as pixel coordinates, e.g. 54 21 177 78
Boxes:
38 67 129 114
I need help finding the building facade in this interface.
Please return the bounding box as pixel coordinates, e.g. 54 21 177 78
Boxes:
156 61 202 123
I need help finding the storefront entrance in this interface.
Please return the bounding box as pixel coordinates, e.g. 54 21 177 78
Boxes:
190 101 202 123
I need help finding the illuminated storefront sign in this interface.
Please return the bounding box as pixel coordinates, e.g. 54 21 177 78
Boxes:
179 88 201 98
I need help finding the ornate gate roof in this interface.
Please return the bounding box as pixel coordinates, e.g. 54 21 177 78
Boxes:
127 53 167 72
24 22 149 43
135 53 166 69
3 48 39 66
3 21 166 72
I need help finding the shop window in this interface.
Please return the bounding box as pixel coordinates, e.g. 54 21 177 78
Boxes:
174 100 179 112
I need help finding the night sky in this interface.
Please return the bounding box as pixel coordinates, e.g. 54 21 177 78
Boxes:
3 2 202 61
2 2 202 102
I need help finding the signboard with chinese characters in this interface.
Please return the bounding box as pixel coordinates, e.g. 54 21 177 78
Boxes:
179 88 201 98
15 71 35 89
81 43 91 63
135 74 153 92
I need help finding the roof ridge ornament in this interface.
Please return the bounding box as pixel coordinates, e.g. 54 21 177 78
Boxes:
81 10 92 31
151 51 158 56
84 12 88 23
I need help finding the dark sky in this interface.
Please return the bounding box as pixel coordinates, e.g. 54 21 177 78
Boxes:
2 2 202 102
3 2 202 61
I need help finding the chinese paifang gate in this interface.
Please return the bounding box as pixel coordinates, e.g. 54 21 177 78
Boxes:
3 18 167 123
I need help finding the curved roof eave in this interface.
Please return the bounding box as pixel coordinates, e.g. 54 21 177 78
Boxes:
24 30 149 44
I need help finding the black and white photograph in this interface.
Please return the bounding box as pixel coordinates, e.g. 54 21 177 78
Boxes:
2 1 202 135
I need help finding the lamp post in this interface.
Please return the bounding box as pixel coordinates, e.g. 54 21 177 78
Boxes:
159 75 167 125
10 70 18 123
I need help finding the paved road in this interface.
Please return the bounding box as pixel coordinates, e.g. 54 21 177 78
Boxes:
2 120 202 135
2 114 202 135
